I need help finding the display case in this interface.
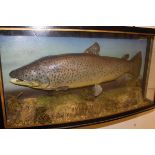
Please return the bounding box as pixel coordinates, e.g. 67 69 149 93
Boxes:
0 26 155 128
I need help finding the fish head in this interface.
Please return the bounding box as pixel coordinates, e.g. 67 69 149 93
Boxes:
9 65 43 88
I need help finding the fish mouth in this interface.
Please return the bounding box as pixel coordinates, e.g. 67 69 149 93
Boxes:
10 78 30 86
10 78 40 87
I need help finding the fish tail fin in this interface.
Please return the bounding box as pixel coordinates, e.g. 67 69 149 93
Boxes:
129 51 142 78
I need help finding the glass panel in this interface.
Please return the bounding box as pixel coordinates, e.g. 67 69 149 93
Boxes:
0 34 153 128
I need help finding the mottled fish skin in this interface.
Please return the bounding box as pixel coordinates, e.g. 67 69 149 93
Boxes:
9 43 142 91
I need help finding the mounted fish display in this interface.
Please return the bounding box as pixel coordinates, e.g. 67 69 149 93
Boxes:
9 42 141 96
0 27 154 128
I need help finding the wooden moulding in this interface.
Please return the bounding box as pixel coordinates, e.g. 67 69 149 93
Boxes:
146 36 155 101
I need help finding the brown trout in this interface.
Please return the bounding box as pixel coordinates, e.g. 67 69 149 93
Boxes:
9 42 142 96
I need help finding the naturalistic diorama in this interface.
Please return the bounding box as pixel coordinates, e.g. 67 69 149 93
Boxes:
0 35 153 128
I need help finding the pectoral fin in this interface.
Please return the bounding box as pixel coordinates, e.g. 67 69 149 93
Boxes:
84 42 100 55
93 84 103 96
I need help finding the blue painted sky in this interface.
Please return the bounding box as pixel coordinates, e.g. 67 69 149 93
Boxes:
0 35 147 91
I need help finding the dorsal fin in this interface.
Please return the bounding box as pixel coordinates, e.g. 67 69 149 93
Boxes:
121 54 130 60
84 42 100 55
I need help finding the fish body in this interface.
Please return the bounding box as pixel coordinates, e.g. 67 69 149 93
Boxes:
9 43 142 95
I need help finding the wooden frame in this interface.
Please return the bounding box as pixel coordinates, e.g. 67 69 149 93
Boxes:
145 36 155 101
0 26 155 128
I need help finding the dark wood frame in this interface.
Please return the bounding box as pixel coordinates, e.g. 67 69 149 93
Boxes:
0 26 155 129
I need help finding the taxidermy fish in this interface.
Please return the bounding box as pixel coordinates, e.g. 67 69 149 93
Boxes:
9 42 142 96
